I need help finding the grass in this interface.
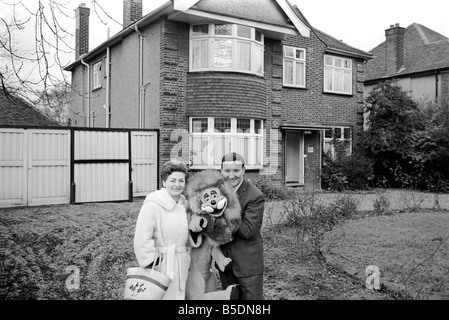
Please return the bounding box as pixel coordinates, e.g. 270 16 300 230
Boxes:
0 189 448 300
322 211 449 300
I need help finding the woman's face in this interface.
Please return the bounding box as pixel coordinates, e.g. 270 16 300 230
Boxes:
162 171 186 200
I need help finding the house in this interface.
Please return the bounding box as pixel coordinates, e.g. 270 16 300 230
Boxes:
0 89 60 127
64 0 372 189
364 23 449 104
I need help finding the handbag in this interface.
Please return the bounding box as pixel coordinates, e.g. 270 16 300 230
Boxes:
123 251 171 300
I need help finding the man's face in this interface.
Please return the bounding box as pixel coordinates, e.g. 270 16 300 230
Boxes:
221 161 245 188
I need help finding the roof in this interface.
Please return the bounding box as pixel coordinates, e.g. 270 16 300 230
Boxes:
289 4 372 60
0 89 60 127
65 0 370 71
365 23 449 82
191 0 293 29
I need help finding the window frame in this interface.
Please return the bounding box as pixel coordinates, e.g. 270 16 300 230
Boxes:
189 23 265 76
92 60 102 90
323 126 353 159
189 117 264 170
283 46 306 88
323 55 352 95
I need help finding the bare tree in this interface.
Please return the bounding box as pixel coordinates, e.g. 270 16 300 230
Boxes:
0 0 121 124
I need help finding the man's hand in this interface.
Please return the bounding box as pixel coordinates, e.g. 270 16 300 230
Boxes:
189 214 207 232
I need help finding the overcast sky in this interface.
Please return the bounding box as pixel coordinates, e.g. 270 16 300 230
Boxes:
1 0 448 75
83 0 449 53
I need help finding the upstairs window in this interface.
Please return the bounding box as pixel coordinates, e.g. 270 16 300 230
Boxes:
92 61 102 90
324 55 352 95
190 23 264 76
283 46 306 88
323 126 352 159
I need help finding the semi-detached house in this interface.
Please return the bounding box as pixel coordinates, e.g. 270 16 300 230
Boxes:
64 0 372 190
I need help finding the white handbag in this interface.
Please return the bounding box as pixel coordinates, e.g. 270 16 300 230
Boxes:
123 251 171 300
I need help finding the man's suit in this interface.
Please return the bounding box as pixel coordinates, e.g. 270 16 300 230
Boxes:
220 178 265 299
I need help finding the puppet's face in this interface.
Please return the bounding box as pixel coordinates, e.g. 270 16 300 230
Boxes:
200 187 228 217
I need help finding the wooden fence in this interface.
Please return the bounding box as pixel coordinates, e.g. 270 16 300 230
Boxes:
0 126 158 208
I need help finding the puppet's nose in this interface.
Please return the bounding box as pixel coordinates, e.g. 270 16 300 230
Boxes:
211 200 216 205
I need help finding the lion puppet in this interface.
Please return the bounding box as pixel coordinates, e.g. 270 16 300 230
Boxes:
185 169 241 300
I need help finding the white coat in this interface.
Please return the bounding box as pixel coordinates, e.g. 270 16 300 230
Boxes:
134 188 192 300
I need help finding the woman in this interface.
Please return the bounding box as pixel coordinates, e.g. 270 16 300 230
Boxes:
134 160 191 300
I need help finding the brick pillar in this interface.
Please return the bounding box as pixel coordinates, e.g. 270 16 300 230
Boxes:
385 23 405 75
75 3 90 60
123 0 143 28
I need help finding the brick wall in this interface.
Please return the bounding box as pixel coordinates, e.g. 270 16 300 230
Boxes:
186 73 267 118
159 20 190 170
441 71 449 103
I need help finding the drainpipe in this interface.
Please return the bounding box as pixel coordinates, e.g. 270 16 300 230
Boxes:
135 25 144 129
103 46 111 128
80 59 91 127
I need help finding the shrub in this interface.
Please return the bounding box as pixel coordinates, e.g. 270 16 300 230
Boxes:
282 192 359 255
321 143 374 191
251 177 295 201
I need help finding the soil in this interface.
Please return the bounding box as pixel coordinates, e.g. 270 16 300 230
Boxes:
262 225 397 300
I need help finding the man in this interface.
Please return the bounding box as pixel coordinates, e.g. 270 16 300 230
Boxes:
217 152 265 300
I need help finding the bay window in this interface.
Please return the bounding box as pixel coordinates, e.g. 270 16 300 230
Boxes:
324 55 352 94
190 23 264 76
189 117 264 169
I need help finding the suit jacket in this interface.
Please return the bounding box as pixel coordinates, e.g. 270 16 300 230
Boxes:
221 178 265 277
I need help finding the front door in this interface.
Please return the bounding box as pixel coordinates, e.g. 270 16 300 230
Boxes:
285 131 304 185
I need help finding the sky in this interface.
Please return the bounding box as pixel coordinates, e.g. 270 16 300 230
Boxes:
82 0 449 53
1 0 448 78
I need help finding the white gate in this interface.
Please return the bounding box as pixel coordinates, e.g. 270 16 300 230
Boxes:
0 128 70 207
73 130 130 203
131 131 158 197
1 127 158 207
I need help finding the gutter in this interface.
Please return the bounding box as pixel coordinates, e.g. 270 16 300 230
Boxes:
325 47 373 60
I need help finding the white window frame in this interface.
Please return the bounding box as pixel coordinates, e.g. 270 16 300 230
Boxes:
283 46 306 88
189 117 264 169
323 126 352 159
190 23 265 76
323 55 352 95
92 61 102 90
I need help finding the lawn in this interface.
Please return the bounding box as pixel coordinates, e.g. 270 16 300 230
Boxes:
0 189 448 300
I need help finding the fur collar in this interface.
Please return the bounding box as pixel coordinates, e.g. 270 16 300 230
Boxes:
144 188 187 212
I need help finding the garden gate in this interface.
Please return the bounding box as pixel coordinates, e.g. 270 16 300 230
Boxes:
0 128 71 207
0 127 158 208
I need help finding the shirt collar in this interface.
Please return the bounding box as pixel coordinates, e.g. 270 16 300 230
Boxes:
233 178 244 192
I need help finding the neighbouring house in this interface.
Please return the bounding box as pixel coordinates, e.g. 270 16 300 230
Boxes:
364 23 449 104
0 89 60 127
64 0 372 189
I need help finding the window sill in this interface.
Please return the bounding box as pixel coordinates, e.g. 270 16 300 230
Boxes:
283 84 307 90
322 91 353 97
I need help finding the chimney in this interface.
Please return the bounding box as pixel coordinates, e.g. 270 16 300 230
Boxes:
385 23 405 75
75 3 90 60
123 0 143 29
